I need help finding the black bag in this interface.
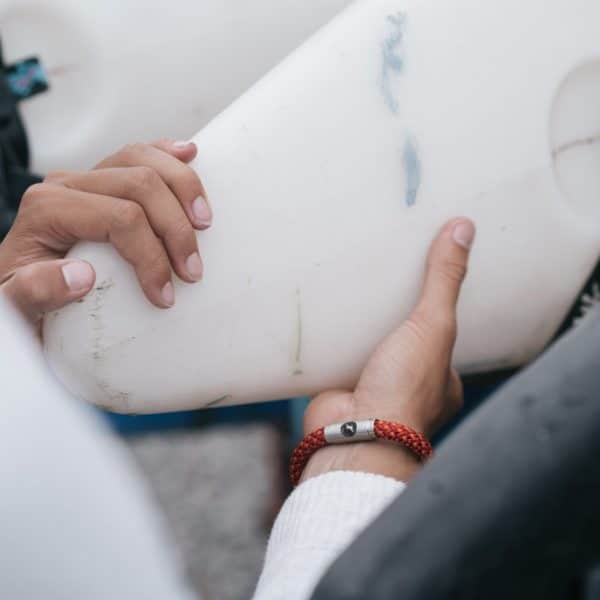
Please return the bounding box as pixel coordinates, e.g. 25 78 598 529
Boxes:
0 39 42 240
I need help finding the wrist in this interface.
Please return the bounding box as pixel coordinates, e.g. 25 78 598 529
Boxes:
299 393 434 485
299 439 422 485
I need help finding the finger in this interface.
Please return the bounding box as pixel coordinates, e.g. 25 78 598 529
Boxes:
414 217 475 343
446 369 464 416
21 183 175 308
151 138 198 163
1 259 95 324
51 168 203 283
96 143 211 230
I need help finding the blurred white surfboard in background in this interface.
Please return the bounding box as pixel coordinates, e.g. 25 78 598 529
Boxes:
0 298 195 598
0 0 351 172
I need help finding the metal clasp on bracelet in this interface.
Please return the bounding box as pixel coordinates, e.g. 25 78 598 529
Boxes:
324 419 376 444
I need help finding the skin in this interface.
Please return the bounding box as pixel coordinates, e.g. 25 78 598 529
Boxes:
300 218 475 483
0 140 475 482
0 139 210 325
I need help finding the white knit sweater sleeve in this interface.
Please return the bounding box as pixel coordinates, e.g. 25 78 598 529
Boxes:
253 471 406 600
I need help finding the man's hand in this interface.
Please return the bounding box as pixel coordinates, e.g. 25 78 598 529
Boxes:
302 218 476 483
0 139 210 326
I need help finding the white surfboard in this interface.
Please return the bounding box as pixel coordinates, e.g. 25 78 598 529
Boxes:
44 0 600 413
0 0 351 173
0 300 195 599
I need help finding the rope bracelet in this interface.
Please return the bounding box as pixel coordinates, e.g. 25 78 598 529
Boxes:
289 419 434 487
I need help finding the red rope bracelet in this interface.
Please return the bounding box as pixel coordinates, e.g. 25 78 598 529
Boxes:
289 419 433 487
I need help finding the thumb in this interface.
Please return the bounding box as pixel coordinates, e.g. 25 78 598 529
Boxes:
413 218 475 346
1 259 96 325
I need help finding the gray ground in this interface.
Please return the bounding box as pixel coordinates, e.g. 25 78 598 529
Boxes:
126 424 282 600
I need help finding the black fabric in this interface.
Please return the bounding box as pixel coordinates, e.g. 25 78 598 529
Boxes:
312 307 600 600
0 40 42 240
585 566 600 600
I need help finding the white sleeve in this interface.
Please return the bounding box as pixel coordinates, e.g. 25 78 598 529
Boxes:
253 470 406 600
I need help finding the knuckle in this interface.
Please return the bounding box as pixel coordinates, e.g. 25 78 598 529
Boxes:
138 249 170 285
14 265 52 307
449 371 464 408
178 167 203 198
111 200 145 230
403 315 431 344
446 390 464 420
44 170 69 185
452 392 464 413
123 142 147 155
153 137 171 149
165 217 194 242
430 258 468 284
410 308 456 341
117 142 149 164
20 183 49 209
129 166 161 192
444 259 468 283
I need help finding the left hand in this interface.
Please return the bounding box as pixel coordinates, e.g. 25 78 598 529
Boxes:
0 139 210 329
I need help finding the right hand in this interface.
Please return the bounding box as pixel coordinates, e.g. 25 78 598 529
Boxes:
0 139 211 327
301 218 475 483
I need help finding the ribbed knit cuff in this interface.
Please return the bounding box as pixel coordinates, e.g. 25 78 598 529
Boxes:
254 471 405 599
269 470 406 551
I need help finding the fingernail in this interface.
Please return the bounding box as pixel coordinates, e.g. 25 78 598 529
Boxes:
173 140 192 149
186 252 203 281
192 196 212 227
452 220 476 250
161 281 175 307
62 261 94 292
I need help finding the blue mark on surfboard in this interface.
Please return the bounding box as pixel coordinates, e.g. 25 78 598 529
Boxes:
380 14 421 207
381 13 406 113
403 136 421 207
